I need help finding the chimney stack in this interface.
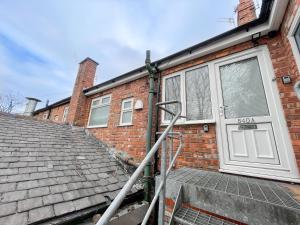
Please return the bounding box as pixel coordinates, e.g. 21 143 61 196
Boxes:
66 57 98 126
236 0 257 26
23 97 41 116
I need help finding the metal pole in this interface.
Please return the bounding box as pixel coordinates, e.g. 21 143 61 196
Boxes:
158 138 167 225
96 101 181 225
144 50 156 202
170 114 173 166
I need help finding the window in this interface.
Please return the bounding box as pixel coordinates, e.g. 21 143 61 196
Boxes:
120 98 133 125
162 65 213 124
43 112 48 120
288 6 300 70
185 66 212 121
294 23 300 51
54 115 59 121
164 75 181 121
62 106 69 122
88 95 111 127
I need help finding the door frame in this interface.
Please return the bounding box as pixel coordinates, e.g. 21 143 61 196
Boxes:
212 46 300 182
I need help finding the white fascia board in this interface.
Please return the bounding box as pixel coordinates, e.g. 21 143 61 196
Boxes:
85 0 288 96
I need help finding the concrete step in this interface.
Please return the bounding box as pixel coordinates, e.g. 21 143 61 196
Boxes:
165 168 300 225
174 207 237 225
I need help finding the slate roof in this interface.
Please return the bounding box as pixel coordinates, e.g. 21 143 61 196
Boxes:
0 113 138 225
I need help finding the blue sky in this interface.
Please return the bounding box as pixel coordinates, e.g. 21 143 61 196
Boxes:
0 0 250 111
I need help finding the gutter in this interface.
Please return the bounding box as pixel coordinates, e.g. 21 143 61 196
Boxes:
84 0 285 97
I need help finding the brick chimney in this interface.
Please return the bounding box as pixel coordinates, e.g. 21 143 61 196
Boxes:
67 57 98 126
236 0 257 26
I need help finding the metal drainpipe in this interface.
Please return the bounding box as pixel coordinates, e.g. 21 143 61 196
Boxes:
144 50 157 202
154 72 161 174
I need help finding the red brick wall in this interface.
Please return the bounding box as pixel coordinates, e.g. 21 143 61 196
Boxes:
85 77 156 163
270 0 300 169
34 103 70 123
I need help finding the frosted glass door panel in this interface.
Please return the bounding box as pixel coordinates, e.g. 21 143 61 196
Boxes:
219 57 269 119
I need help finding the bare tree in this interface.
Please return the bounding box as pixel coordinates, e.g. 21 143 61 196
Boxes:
0 92 23 113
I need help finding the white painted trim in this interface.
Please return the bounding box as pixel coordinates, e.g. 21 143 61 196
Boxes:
87 94 111 128
87 125 108 129
288 6 300 71
119 98 134 126
161 63 216 125
213 46 300 181
84 0 289 96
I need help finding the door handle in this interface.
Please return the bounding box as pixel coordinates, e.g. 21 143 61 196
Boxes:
219 105 224 116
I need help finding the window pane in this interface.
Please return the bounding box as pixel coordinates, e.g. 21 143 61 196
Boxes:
92 99 100 106
165 75 181 120
219 57 269 119
185 66 212 120
89 105 110 126
102 96 110 104
295 23 300 51
123 100 132 110
62 107 69 122
122 111 132 124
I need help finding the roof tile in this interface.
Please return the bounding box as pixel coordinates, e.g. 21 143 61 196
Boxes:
43 194 63 205
54 201 75 216
0 212 28 225
1 190 27 203
28 186 50 198
28 206 54 223
18 197 43 212
0 202 17 217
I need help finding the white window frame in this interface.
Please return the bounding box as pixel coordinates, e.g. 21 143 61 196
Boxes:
119 98 134 126
87 94 111 128
62 106 69 122
161 63 216 125
43 112 48 120
288 6 300 71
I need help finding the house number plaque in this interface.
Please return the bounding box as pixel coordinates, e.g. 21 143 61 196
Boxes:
237 117 257 130
238 124 257 130
237 118 255 124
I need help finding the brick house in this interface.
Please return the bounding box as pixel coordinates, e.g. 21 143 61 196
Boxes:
32 0 300 186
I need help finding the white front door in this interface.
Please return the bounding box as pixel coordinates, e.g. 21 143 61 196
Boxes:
214 47 299 182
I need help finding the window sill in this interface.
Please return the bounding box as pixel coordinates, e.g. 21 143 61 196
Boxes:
118 124 133 127
160 120 216 127
87 125 108 129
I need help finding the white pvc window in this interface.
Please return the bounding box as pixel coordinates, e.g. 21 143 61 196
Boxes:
295 23 300 51
120 98 133 126
43 112 48 120
162 65 214 124
288 6 300 70
62 106 69 122
88 95 111 127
